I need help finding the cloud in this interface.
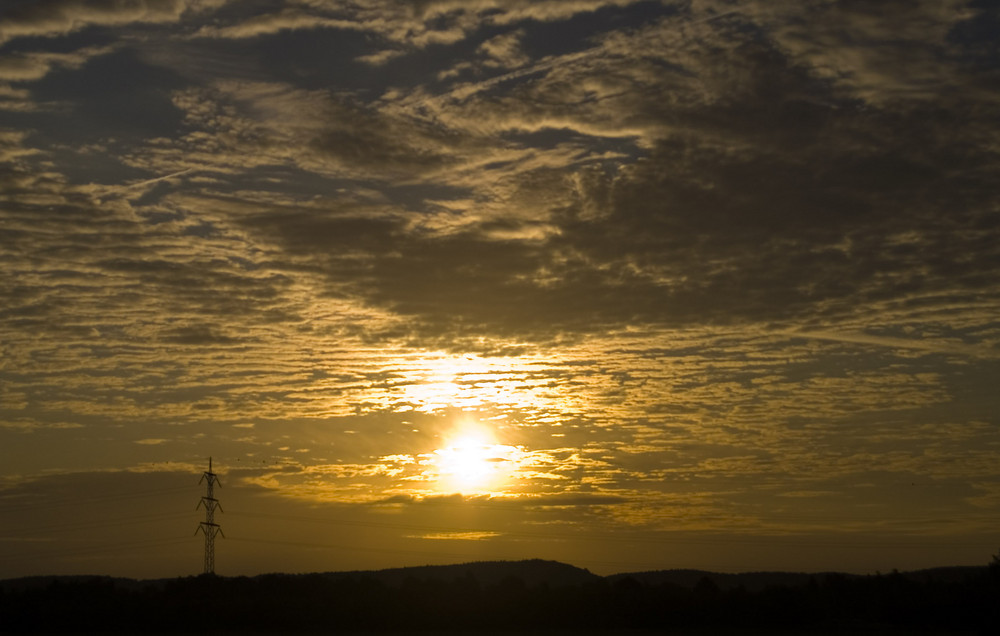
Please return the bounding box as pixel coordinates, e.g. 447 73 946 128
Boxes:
321 3 998 340
190 0 658 52
0 84 33 111
190 8 362 40
0 0 229 47
478 29 530 69
409 0 658 26
191 1 467 48
413 531 501 540
0 419 84 431
2 3 993 374
1 0 998 577
130 79 486 184
781 330 999 359
0 44 118 82
355 48 408 66
722 0 984 105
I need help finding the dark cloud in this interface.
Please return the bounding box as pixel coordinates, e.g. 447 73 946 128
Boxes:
161 324 243 345
340 4 996 337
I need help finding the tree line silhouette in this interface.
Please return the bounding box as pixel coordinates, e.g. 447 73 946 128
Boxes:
2 557 998 633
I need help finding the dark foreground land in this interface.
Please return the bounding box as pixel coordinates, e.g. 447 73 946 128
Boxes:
2 559 998 634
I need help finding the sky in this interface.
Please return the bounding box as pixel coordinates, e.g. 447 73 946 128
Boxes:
1 0 999 580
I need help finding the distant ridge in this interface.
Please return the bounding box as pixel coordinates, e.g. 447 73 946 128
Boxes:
1 560 987 591
324 558 602 588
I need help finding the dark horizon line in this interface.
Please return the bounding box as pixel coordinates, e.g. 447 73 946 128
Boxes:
1 556 991 586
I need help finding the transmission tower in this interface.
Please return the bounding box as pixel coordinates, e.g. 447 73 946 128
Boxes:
196 457 224 574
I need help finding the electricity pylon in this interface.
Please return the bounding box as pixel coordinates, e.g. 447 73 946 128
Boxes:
196 457 224 574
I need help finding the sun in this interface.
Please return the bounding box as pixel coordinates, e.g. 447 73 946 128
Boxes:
431 423 520 494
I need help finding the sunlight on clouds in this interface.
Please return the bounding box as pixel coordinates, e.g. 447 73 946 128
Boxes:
2 0 999 578
412 531 502 540
235 416 576 504
425 420 525 495
368 351 572 416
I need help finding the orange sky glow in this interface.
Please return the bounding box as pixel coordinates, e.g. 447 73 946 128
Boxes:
1 0 999 579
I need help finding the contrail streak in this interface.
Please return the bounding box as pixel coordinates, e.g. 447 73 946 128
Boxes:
126 167 194 190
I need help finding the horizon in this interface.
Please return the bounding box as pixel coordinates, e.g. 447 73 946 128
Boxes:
2 1 999 581
1 460 996 580
2 553 994 584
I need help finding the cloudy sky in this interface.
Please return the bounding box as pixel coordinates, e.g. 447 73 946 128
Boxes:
1 0 999 579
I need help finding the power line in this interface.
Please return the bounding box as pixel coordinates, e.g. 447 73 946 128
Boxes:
223 510 997 551
0 484 191 514
0 536 192 564
10 510 190 536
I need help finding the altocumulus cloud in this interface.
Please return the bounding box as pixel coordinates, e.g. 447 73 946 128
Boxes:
0 0 998 579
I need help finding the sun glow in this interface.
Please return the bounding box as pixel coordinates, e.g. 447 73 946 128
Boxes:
373 351 563 415
431 423 522 494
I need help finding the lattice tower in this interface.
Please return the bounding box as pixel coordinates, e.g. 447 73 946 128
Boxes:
196 457 224 574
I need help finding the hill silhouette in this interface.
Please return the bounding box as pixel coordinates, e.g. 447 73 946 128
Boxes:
2 558 998 633
334 558 601 588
